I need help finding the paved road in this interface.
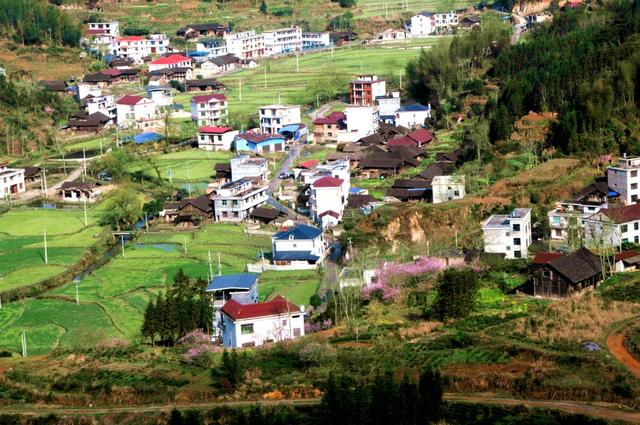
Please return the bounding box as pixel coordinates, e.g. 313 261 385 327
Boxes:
2 395 640 422
10 166 86 204
266 143 302 218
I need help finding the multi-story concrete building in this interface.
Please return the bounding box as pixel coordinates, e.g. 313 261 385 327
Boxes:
85 94 116 120
376 92 401 121
310 176 347 227
108 34 169 62
230 155 269 182
482 208 532 260
0 163 25 197
212 178 268 222
224 31 265 59
87 21 120 37
197 126 239 151
259 104 301 134
263 27 303 56
312 111 346 144
271 224 326 266
608 155 640 205
148 54 192 72
410 11 459 37
116 95 160 129
190 94 228 126
337 105 380 143
584 203 640 247
302 32 331 49
146 85 173 111
349 74 386 106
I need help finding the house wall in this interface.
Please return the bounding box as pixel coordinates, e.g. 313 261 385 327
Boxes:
0 168 26 196
311 186 345 223
608 166 640 205
213 186 268 221
259 106 302 134
234 137 284 153
190 99 228 126
263 27 303 56
116 99 159 129
482 210 532 259
221 312 305 348
198 130 238 151
344 106 379 139
431 175 465 204
396 109 430 128
583 215 640 247
272 234 325 258
533 267 600 298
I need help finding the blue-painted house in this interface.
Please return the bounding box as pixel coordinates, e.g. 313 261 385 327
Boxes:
271 224 326 266
233 132 286 153
278 123 308 143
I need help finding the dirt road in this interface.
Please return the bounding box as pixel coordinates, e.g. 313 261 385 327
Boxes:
607 324 640 379
2 395 640 422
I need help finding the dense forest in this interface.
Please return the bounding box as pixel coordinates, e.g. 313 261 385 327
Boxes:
0 0 81 47
407 1 640 156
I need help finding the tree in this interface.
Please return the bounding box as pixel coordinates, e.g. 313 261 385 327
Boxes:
259 0 268 14
434 268 478 321
99 187 143 231
418 366 443 423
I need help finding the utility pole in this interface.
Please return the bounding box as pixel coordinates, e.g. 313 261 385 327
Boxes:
75 279 79 305
82 147 87 182
43 228 48 264
264 67 267 89
42 168 48 199
385 2 388 19
316 93 320 108
184 234 188 253
296 53 299 72
455 230 458 250
208 251 214 281
278 93 282 104
238 80 242 101
144 212 149 233
62 151 67 175
167 167 173 185
83 200 88 227
217 252 221 276
426 240 430 256
99 140 103 156
121 234 126 258
21 331 27 357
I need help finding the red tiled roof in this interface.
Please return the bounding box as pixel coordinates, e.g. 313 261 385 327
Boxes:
101 68 122 76
237 132 285 143
319 210 340 218
191 94 227 103
86 29 107 35
198 126 232 134
615 250 640 262
313 111 345 125
408 128 434 144
117 36 144 42
388 136 416 147
298 159 319 169
150 54 191 65
532 252 564 264
221 296 300 320
117 95 144 105
600 204 640 224
313 176 343 188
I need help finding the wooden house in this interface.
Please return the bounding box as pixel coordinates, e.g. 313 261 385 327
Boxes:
532 247 602 298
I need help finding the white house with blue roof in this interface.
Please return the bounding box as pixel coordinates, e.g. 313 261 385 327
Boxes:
395 103 431 128
271 224 326 267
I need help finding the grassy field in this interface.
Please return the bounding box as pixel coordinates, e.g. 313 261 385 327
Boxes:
0 208 103 293
0 223 321 355
127 149 233 184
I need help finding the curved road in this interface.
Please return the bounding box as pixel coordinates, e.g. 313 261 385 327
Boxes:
2 395 640 422
607 321 640 379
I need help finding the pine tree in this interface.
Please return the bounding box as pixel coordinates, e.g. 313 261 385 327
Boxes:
259 0 268 14
141 298 158 344
418 366 443 423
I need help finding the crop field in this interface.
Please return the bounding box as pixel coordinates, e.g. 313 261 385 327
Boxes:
127 149 233 183
218 39 445 120
0 208 103 293
355 0 478 19
0 223 321 355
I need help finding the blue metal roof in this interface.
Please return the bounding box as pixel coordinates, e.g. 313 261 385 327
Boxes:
398 103 430 112
206 273 258 292
272 251 320 262
133 132 164 144
273 224 323 240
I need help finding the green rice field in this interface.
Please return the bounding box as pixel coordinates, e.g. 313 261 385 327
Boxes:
127 149 233 184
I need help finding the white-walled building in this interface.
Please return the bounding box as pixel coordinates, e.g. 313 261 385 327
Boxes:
87 21 120 37
259 104 301 134
0 163 25 197
482 208 532 260
212 178 268 222
271 224 326 266
77 82 102 101
431 175 465 204
146 85 173 111
108 34 169 62
395 103 432 128
310 176 347 227
337 105 380 143
195 39 229 57
608 156 640 205
220 296 304 348
197 126 239 151
410 11 459 37
116 95 160 129
230 155 269 182
190 94 228 126
148 54 192 72
86 94 116 120
302 32 331 49
224 31 265 59
376 93 401 119
263 27 303 56
584 204 640 247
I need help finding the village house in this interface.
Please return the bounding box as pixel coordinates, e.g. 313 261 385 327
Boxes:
177 23 228 40
249 207 284 225
212 178 268 222
190 94 228 126
310 176 348 227
59 181 101 203
388 128 434 148
263 27 303 56
207 273 259 340
376 92 402 122
83 68 140 86
0 163 25 197
532 247 601 298
377 28 411 41
410 11 459 36
87 21 120 37
146 85 174 111
198 54 239 77
302 32 331 49
548 182 618 240
395 103 432 128
234 133 286 153
482 208 532 259
84 94 116 119
224 31 265 59
149 66 194 83
40 80 71 93
259 104 301 134
386 179 431 202
231 155 269 182
338 105 380 143
183 79 224 93
172 195 213 227
349 74 386 106
195 38 228 57
116 95 160 130
76 82 102 100
108 34 169 62
197 126 239 151
219 296 304 348
432 175 466 204
330 31 358 46
461 15 482 28
312 111 346 144
607 155 640 205
271 224 326 267
583 203 640 247
23 167 41 187
148 54 192 72
68 112 112 133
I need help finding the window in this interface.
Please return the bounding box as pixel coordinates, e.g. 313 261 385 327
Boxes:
512 224 521 232
293 328 301 337
514 238 521 246
282 319 287 326
633 183 638 190
543 270 552 278
633 195 638 203
553 216 561 224
241 324 254 334
635 222 639 231
221 200 227 206
632 170 638 177
622 224 629 233
635 236 639 244
514 250 522 258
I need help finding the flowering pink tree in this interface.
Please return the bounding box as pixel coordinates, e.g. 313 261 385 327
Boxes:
178 329 220 367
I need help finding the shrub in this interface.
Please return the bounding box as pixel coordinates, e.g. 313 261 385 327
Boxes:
297 341 337 367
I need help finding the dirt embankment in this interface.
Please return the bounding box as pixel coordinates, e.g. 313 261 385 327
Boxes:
607 325 640 379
